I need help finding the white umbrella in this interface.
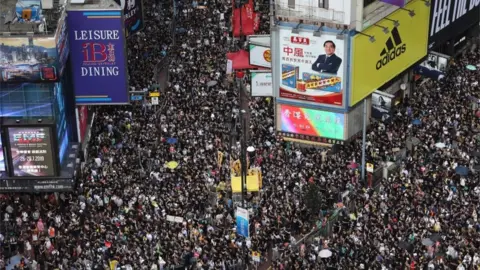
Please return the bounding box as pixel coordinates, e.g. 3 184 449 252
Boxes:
207 80 218 87
319 249 332 258
421 238 434 246
247 146 255 152
435 142 446 148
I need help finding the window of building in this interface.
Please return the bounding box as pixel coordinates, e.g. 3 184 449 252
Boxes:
318 0 328 9
288 0 295 9
364 0 377 7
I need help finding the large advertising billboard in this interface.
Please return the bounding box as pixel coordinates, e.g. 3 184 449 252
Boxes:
0 37 58 83
7 126 56 177
0 83 54 117
278 28 345 107
249 44 271 68
55 12 69 76
251 71 273 96
429 0 480 50
350 0 429 106
115 0 145 36
276 103 345 145
67 10 129 105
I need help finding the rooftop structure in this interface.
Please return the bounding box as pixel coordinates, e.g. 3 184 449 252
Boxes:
0 0 64 34
66 0 120 10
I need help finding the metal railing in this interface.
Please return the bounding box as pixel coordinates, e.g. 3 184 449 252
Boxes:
275 4 345 23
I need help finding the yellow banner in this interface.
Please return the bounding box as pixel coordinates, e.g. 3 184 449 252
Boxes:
350 0 429 106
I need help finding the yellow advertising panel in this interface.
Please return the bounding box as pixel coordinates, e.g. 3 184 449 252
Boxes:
231 176 242 193
350 0 429 106
231 168 263 192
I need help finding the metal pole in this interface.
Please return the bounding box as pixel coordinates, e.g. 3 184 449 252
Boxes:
241 114 247 208
361 98 367 181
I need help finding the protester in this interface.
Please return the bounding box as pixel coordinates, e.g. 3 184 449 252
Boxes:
1 0 480 268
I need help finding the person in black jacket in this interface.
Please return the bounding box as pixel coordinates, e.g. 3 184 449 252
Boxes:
311 40 342 75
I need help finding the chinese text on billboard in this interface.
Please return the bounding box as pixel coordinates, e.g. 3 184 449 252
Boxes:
278 28 345 107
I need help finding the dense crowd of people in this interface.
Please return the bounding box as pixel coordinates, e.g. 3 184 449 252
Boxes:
1 0 480 268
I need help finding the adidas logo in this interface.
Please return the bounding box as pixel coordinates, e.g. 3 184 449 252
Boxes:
376 27 407 70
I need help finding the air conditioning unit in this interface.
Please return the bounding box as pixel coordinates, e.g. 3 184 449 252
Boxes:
70 0 86 4
41 0 53 9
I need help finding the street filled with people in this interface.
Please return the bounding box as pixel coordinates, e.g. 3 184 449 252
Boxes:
1 0 480 269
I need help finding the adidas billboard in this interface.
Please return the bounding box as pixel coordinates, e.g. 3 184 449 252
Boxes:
376 27 407 70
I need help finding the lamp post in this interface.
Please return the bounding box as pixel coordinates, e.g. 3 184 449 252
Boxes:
240 109 248 208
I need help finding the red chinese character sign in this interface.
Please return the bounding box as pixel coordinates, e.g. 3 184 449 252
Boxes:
278 28 345 107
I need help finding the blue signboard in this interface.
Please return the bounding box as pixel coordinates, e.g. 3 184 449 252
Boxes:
67 10 129 105
236 207 249 238
131 95 143 101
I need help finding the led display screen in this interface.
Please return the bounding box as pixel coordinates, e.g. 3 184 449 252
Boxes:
277 104 345 141
0 83 53 117
7 126 56 177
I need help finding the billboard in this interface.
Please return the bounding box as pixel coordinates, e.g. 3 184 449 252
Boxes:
77 105 89 142
276 103 345 145
350 0 429 106
0 83 54 117
0 37 58 83
115 0 145 36
55 12 69 76
54 83 69 165
278 28 345 107
7 126 56 177
0 134 5 172
249 44 271 68
67 10 129 105
429 0 480 49
236 207 249 238
371 91 393 121
251 71 273 96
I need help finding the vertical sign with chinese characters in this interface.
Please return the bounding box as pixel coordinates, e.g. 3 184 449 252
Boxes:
67 10 129 105
278 28 346 107
276 104 345 144
7 127 56 177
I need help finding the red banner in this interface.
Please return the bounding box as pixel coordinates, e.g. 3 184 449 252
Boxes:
232 0 258 37
77 106 88 142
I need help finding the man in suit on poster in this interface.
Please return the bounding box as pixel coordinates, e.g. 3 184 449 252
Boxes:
311 40 342 75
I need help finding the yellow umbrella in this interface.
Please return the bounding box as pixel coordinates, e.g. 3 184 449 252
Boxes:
166 161 179 169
